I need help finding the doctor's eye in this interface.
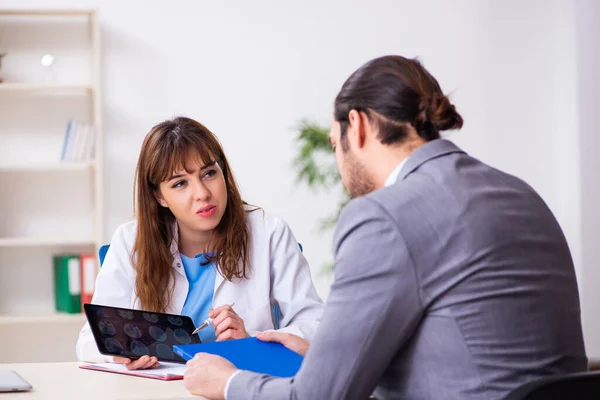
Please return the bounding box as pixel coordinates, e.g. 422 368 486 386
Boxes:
172 180 187 189
202 169 217 180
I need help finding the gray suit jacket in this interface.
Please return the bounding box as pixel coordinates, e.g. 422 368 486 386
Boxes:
229 139 587 400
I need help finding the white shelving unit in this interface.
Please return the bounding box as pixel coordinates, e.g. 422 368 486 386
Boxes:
0 161 95 171
0 9 103 362
0 312 86 325
0 237 96 248
0 83 94 92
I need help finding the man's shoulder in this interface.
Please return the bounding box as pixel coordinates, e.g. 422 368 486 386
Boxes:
334 195 399 245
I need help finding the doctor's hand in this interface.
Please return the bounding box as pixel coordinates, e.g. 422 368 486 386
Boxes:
257 331 309 356
209 305 249 341
113 355 160 370
184 353 238 399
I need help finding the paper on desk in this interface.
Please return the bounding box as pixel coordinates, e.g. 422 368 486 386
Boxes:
88 362 186 377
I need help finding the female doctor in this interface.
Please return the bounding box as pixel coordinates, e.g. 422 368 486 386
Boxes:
76 117 324 369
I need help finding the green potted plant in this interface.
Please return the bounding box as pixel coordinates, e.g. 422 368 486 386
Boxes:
292 121 349 272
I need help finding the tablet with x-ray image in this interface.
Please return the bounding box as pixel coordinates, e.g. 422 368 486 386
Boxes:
84 303 201 363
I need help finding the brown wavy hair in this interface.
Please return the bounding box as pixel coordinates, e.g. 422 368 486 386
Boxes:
133 117 252 312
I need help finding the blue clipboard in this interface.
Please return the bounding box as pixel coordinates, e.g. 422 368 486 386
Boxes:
173 337 303 378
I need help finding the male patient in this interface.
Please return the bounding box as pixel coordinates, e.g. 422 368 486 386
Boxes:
183 55 587 399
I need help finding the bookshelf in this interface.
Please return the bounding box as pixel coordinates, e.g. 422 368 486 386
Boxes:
0 9 102 363
0 83 94 92
0 312 86 325
0 237 96 248
0 161 95 171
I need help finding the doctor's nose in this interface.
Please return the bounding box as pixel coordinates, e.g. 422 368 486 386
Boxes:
192 181 211 202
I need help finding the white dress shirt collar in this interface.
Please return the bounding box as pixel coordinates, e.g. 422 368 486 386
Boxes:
384 158 408 187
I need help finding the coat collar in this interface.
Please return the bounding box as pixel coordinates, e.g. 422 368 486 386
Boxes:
169 220 226 293
396 139 466 183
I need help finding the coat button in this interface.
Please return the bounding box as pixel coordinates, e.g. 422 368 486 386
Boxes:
177 263 181 268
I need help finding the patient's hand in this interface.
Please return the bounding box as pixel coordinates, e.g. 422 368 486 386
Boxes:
114 355 160 370
257 332 309 356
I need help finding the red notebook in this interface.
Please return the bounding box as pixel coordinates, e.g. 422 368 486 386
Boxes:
79 362 185 381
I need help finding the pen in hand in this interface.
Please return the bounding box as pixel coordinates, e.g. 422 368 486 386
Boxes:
192 302 235 335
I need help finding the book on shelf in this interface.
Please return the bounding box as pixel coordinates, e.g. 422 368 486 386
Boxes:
80 253 98 311
53 253 98 314
60 120 95 162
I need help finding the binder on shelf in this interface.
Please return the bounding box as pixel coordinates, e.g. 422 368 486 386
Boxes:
80 253 98 310
60 120 95 162
60 120 74 160
53 255 81 314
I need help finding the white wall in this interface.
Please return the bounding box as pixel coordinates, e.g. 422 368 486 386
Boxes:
3 0 598 354
575 0 600 358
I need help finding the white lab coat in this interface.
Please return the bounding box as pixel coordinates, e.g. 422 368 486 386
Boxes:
76 208 324 363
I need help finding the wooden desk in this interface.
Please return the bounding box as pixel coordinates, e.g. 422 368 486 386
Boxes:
0 362 202 399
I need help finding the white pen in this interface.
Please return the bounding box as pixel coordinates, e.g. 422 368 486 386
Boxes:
192 302 235 335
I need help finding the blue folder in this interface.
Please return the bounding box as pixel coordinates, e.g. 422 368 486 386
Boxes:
173 337 303 378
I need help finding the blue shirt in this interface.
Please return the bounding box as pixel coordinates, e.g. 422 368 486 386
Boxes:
180 253 217 342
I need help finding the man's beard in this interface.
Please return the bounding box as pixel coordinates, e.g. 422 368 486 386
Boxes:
344 151 375 199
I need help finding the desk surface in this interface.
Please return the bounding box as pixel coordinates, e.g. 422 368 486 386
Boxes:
0 362 201 400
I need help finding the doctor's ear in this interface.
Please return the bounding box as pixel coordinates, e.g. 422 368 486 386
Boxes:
154 192 168 208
